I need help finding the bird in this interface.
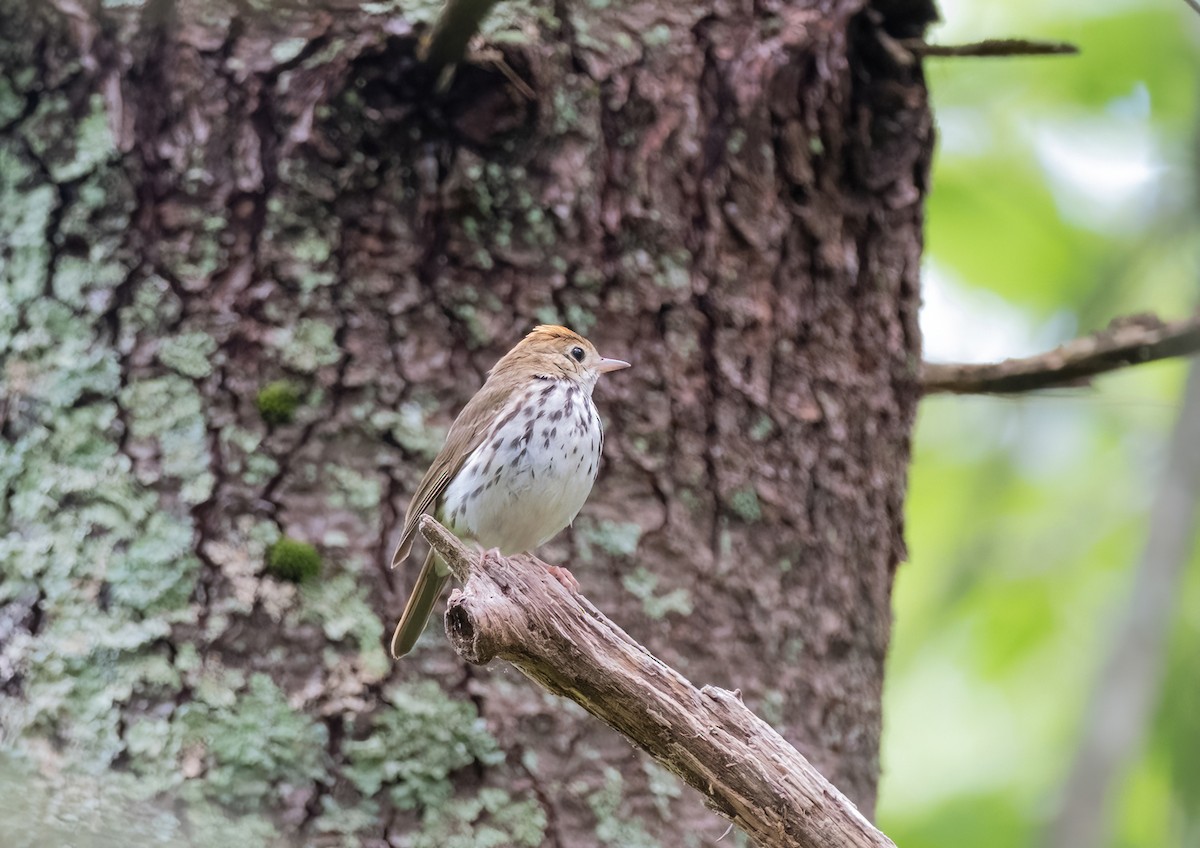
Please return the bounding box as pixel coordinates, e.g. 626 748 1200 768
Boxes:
388 324 630 658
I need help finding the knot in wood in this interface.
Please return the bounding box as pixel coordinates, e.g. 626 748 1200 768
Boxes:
445 593 496 665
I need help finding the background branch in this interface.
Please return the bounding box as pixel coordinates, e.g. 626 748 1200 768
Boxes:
921 312 1200 395
417 516 896 848
899 37 1078 58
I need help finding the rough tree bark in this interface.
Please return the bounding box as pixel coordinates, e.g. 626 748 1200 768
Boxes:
0 0 933 844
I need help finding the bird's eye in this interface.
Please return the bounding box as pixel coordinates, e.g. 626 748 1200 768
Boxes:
570 346 585 362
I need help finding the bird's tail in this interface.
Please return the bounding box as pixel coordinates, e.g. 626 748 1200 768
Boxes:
390 548 449 659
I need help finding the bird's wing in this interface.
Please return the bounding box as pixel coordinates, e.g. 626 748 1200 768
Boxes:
390 377 516 567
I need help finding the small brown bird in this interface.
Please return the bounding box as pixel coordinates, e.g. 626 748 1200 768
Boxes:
389 325 630 658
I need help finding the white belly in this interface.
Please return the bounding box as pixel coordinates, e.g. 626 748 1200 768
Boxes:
441 379 603 554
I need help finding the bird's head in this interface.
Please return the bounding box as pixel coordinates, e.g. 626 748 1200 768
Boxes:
493 325 630 386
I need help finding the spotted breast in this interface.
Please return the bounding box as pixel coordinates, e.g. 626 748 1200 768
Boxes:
440 377 603 554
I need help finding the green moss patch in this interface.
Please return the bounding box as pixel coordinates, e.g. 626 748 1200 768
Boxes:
265 537 322 583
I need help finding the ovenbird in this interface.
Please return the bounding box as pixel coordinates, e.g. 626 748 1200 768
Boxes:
389 325 630 658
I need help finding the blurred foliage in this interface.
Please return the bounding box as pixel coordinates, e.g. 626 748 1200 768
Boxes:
878 1 1200 846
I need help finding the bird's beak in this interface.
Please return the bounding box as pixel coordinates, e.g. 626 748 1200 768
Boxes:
597 357 631 373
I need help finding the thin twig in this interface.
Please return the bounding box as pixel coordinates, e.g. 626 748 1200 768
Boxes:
921 312 1200 395
1183 0 1200 19
900 38 1078 58
419 0 501 72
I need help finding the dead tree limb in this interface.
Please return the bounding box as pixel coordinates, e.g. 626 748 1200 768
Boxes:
417 515 896 848
921 312 1200 395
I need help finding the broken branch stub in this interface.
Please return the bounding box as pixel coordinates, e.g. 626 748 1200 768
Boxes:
415 515 897 848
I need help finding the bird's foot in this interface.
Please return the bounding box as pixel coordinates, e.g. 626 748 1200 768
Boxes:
546 565 580 593
478 546 503 568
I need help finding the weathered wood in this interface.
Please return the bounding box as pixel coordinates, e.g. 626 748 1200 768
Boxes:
419 516 897 848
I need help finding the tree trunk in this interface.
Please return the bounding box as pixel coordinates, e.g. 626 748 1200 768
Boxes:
0 0 933 844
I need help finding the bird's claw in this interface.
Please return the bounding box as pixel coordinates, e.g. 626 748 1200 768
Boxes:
546 565 579 593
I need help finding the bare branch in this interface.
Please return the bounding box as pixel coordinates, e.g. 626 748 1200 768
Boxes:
921 312 1200 395
899 37 1078 58
417 516 896 848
